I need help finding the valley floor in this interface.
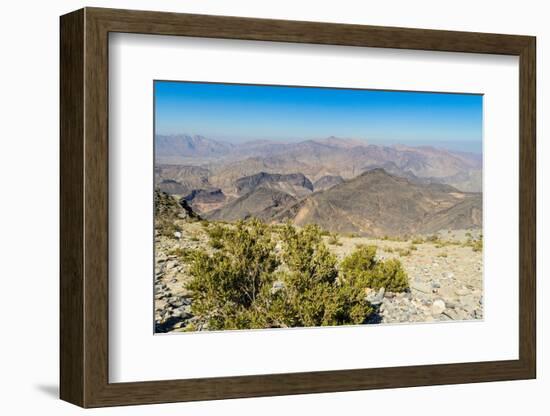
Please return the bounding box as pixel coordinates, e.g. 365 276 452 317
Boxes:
154 223 482 333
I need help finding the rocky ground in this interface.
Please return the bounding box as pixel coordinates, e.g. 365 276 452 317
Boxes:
155 223 483 332
328 230 483 324
154 221 206 332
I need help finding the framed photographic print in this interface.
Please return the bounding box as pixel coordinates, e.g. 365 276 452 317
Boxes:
60 7 536 408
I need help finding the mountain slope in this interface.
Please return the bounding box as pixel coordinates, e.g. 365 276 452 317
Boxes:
181 188 227 213
205 187 297 222
275 168 481 236
313 175 344 191
154 164 211 196
235 172 313 198
154 189 200 222
155 134 234 160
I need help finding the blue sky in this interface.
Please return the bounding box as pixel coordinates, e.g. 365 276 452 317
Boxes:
154 81 483 153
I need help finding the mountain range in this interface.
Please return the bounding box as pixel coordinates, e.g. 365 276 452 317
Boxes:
155 134 482 192
154 134 482 236
272 169 481 236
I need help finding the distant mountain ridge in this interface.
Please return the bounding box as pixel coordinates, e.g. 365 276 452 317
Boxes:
155 134 482 192
155 134 234 159
154 134 483 236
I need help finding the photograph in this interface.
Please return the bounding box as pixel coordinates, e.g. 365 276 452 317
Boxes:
153 80 484 333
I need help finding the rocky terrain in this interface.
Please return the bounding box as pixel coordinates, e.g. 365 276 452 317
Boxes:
313 175 344 191
274 169 482 236
154 212 483 332
329 230 483 324
153 134 484 333
206 187 298 222
157 167 482 237
234 172 313 197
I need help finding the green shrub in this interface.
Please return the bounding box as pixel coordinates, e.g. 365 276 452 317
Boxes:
465 234 483 252
274 224 373 326
156 218 181 238
382 235 406 242
368 259 409 291
269 275 373 327
472 239 482 252
280 224 338 284
186 219 280 330
186 221 375 330
340 245 378 272
327 233 342 246
426 234 441 243
340 245 409 292
397 248 411 257
206 223 227 249
168 247 196 261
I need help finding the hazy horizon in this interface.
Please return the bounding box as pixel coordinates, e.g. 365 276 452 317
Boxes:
155 81 483 154
155 132 482 155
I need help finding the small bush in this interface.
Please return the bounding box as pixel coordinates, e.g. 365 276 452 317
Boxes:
341 245 378 273
426 234 441 243
438 252 448 258
368 258 409 291
274 224 373 326
156 218 181 238
280 224 338 286
464 234 483 252
186 219 279 330
340 245 409 292
381 235 406 242
397 248 411 257
168 247 196 261
328 233 342 246
411 237 424 244
206 223 227 249
472 239 482 252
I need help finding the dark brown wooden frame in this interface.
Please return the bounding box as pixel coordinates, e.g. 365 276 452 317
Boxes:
60 7 536 408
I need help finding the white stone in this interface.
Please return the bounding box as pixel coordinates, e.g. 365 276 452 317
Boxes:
431 299 446 315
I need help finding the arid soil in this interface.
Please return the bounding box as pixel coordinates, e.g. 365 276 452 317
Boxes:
155 224 482 333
